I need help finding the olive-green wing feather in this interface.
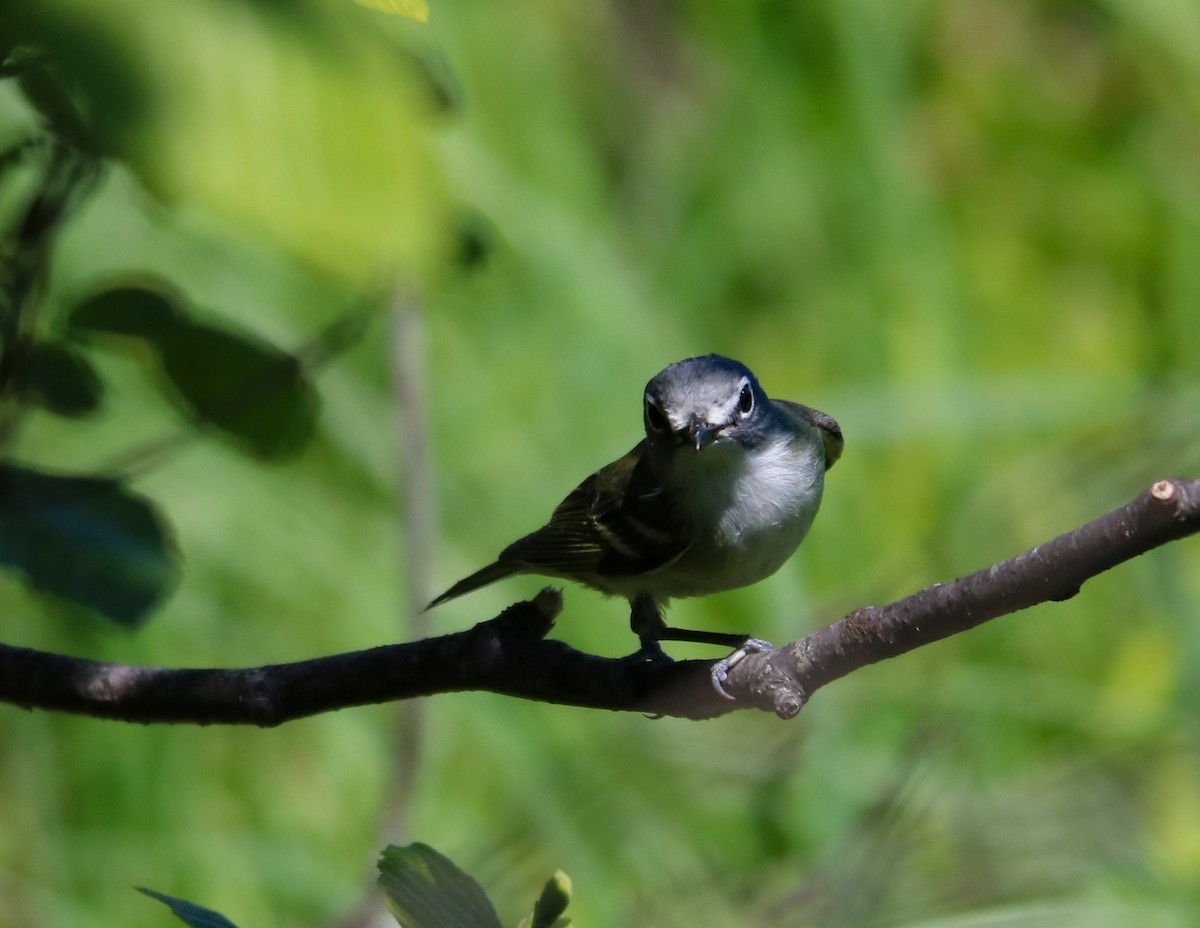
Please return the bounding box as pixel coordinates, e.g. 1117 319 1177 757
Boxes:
499 440 690 581
776 400 844 470
426 442 689 609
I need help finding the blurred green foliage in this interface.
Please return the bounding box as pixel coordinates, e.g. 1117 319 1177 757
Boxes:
2 0 1200 926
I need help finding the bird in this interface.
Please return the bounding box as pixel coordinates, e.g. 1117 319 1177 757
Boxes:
428 354 842 671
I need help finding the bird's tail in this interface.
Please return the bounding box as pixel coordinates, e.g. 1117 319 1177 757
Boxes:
425 561 521 610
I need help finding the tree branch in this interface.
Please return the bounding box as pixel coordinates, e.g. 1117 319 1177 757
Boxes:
2 478 1198 725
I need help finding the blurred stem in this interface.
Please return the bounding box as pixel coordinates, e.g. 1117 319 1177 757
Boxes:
0 141 98 451
337 287 434 928
386 288 434 833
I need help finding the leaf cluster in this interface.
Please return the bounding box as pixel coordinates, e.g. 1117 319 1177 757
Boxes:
138 843 572 928
0 49 333 627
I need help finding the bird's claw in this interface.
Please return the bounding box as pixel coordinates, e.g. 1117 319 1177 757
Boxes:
711 638 774 700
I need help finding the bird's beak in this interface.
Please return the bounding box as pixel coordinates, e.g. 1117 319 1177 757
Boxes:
687 418 719 452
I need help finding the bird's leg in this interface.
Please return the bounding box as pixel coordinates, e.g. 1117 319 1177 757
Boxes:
628 593 766 651
627 594 672 662
628 593 773 699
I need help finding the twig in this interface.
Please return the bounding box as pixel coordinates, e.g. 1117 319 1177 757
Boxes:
385 291 433 823
2 479 1197 725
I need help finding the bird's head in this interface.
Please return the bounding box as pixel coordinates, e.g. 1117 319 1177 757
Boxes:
642 354 768 453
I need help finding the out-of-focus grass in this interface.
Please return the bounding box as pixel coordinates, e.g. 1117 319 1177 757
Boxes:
2 0 1200 926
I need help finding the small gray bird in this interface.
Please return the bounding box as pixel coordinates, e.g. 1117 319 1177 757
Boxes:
429 354 842 667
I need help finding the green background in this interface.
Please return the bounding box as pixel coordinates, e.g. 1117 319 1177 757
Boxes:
2 0 1200 925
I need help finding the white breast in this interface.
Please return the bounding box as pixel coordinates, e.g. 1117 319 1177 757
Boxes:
643 436 825 599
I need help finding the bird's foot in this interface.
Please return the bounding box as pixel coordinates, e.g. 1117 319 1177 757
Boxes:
711 638 774 700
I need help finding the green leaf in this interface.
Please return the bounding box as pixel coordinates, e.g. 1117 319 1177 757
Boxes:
0 465 179 626
83 0 444 281
68 284 182 339
15 340 102 417
530 871 572 928
377 843 504 928
153 320 319 461
137 888 240 928
353 0 429 22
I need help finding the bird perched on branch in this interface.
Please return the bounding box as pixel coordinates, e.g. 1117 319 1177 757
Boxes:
428 354 842 691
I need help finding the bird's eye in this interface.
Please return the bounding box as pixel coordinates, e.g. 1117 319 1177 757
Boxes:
737 382 754 416
644 396 669 434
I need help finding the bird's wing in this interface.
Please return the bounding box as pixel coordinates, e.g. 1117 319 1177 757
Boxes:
499 440 690 581
775 400 844 470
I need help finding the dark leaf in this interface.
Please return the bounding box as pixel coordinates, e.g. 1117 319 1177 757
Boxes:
452 211 496 271
0 465 179 626
136 888 240 928
530 871 572 928
0 137 38 184
395 44 461 116
68 284 182 339
154 320 319 461
14 340 102 417
2 6 147 159
9 142 101 248
378 843 504 928
16 63 95 153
